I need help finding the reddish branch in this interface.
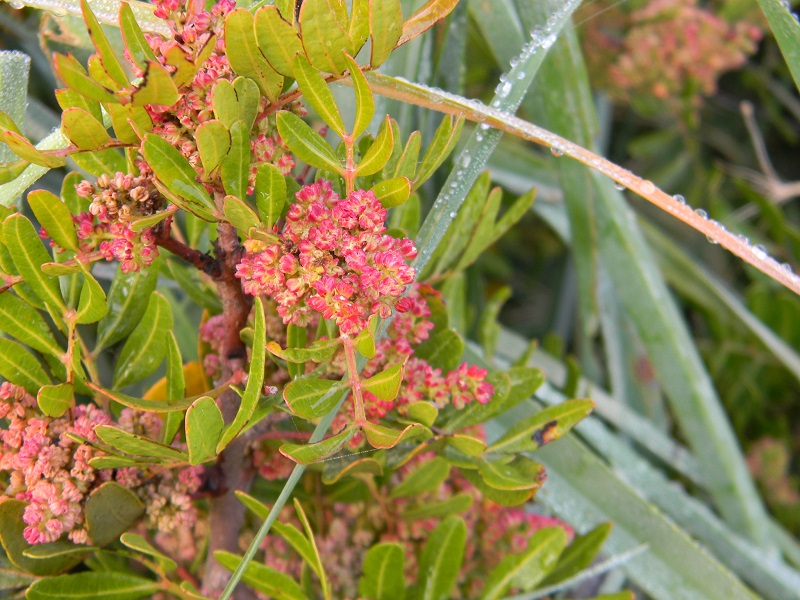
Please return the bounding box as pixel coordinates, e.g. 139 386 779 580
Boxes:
153 219 220 277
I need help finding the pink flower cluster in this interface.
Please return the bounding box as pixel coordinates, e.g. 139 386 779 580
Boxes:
236 181 417 336
0 383 112 545
583 0 762 115
71 171 161 273
141 0 295 193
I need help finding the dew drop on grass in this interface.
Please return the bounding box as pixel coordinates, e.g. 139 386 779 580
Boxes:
614 182 626 191
695 208 708 219
448 212 457 218
9 2 24 9
673 194 686 205
782 263 793 273
753 245 768 260
550 146 564 157
639 180 655 194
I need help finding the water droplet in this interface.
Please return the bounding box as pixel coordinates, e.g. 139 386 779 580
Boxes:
782 262 793 273
496 81 512 98
753 244 768 260
550 146 564 157
639 180 655 194
541 34 557 50
673 194 686 205
738 234 749 244
706 235 719 245
448 212 457 218
9 1 24 9
695 208 708 219
614 182 626 191
479 123 490 131
709 219 726 232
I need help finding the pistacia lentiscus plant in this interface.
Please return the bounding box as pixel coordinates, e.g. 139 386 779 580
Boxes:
0 0 616 599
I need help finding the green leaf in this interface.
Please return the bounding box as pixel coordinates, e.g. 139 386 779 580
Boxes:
75 266 108 324
293 499 331 595
487 398 593 454
0 293 62 357
113 292 174 389
284 379 345 419
95 263 158 350
280 427 355 464
26 572 159 600
369 0 403 67
266 339 341 363
37 383 73 418
446 434 486 456
0 500 82 576
142 134 216 218
540 523 612 587
220 120 250 199
362 422 427 449
60 107 111 151
412 114 463 191
343 53 374 138
223 195 260 233
390 456 450 499
0 337 51 393
756 0 800 94
372 177 411 208
294 54 346 136
299 0 353 75
217 297 267 450
80 0 130 87
27 190 79 253
400 493 473 521
357 116 394 176
481 527 567 599
276 111 342 173
0 159 27 185
84 482 145 547
0 130 64 168
321 455 383 484
459 466 537 507
4 214 65 312
362 362 404 402
413 516 466 600
401 401 438 427
212 79 239 128
215 551 307 600
413 329 463 372
53 53 121 104
196 120 231 175
95 425 188 462
359 543 405 600
119 3 158 71
0 109 21 135
225 9 283 101
106 102 152 144
131 61 180 107
120 533 178 572
87 380 213 413
162 331 186 445
391 131 421 179
478 457 544 491
398 0 459 47
255 163 287 228
186 396 224 465
349 0 370 55
254 5 305 77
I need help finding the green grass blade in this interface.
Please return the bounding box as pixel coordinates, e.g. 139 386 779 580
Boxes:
755 0 800 94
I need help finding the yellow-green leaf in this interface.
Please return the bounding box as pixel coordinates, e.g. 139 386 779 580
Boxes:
53 53 121 104
276 111 342 173
397 0 459 48
119 3 158 71
371 177 410 208
196 119 231 175
254 5 305 77
225 8 283 101
369 0 403 67
299 0 353 75
81 0 130 87
280 427 355 464
220 120 251 200
107 102 152 143
362 362 403 401
284 378 344 419
343 53 374 138
37 383 74 418
0 293 62 357
61 107 111 150
75 265 108 324
0 131 64 168
255 163 287 228
186 396 224 465
131 61 180 107
0 337 51 394
27 190 79 252
356 116 394 176
223 195 260 232
293 54 346 137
